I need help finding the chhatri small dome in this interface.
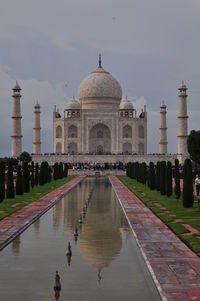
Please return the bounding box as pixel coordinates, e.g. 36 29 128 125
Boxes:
66 97 81 110
120 97 133 110
78 55 122 108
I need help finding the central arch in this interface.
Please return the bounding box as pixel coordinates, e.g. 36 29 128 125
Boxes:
89 123 111 154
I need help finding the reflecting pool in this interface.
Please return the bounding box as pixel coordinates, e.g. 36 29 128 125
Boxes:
0 177 161 300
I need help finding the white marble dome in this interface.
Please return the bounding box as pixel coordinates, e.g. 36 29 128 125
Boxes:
120 98 133 110
66 97 81 110
78 59 122 107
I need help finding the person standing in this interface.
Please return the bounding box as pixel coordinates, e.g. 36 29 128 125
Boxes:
195 174 200 196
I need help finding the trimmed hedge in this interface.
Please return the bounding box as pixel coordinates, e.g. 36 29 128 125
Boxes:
182 159 194 208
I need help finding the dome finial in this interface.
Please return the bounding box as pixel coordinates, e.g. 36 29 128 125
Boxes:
98 53 102 68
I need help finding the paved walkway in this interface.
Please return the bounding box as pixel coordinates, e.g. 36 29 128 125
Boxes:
0 176 85 251
109 176 200 301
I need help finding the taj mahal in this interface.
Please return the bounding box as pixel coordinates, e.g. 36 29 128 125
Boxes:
11 55 189 165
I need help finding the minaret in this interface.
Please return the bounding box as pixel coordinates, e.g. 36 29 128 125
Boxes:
11 81 22 157
33 101 41 154
177 81 188 157
159 101 168 154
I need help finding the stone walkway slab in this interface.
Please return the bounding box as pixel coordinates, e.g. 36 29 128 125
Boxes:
109 176 200 301
0 176 85 251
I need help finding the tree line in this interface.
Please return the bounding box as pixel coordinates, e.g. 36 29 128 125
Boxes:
0 160 68 202
126 158 193 208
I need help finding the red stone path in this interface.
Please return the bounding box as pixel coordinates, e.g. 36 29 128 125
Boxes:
109 175 200 301
0 176 85 251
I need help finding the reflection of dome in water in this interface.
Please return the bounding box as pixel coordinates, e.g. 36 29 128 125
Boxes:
79 218 122 270
63 178 127 271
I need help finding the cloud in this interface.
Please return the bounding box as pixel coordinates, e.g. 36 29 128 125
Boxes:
0 66 67 156
0 0 200 156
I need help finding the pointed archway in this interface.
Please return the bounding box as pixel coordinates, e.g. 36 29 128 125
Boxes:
89 123 111 154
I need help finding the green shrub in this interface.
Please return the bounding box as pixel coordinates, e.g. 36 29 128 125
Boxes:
141 162 147 184
0 161 5 202
16 165 24 195
23 161 30 192
166 161 172 197
64 163 68 177
35 163 39 186
148 162 156 190
53 163 59 180
31 161 35 188
6 160 15 198
160 161 166 195
156 162 160 191
182 159 194 208
174 159 181 199
59 162 64 179
39 161 49 185
48 166 52 183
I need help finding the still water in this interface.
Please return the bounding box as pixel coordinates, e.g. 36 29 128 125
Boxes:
0 177 161 300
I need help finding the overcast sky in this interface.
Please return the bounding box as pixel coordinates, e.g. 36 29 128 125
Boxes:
0 0 199 156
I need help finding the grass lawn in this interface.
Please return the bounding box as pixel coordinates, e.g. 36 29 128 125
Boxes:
118 175 200 254
0 176 75 221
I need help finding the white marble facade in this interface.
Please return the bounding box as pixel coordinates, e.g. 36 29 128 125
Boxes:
53 56 147 155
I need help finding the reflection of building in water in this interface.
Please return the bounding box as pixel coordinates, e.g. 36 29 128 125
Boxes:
53 200 64 230
66 178 127 273
12 236 21 256
52 177 130 274
63 178 93 235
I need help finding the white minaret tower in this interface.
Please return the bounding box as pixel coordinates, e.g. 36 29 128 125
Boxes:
33 101 41 154
159 101 168 154
177 81 188 159
11 81 22 157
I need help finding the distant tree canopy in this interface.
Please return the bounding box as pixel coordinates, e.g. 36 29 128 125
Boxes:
18 151 32 163
187 130 200 164
0 157 18 166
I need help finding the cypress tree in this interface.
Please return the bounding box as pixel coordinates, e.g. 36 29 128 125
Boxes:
31 161 35 188
64 163 68 177
138 163 141 183
16 165 24 195
139 163 143 183
156 162 160 191
59 162 63 179
135 162 139 181
148 162 156 190
166 161 172 197
126 162 130 177
0 161 5 202
35 163 39 186
142 162 147 184
48 166 52 183
130 162 134 179
147 163 150 188
23 161 30 192
174 159 181 200
53 163 59 180
44 161 49 184
6 160 15 198
182 159 194 208
160 161 166 195
39 162 45 185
